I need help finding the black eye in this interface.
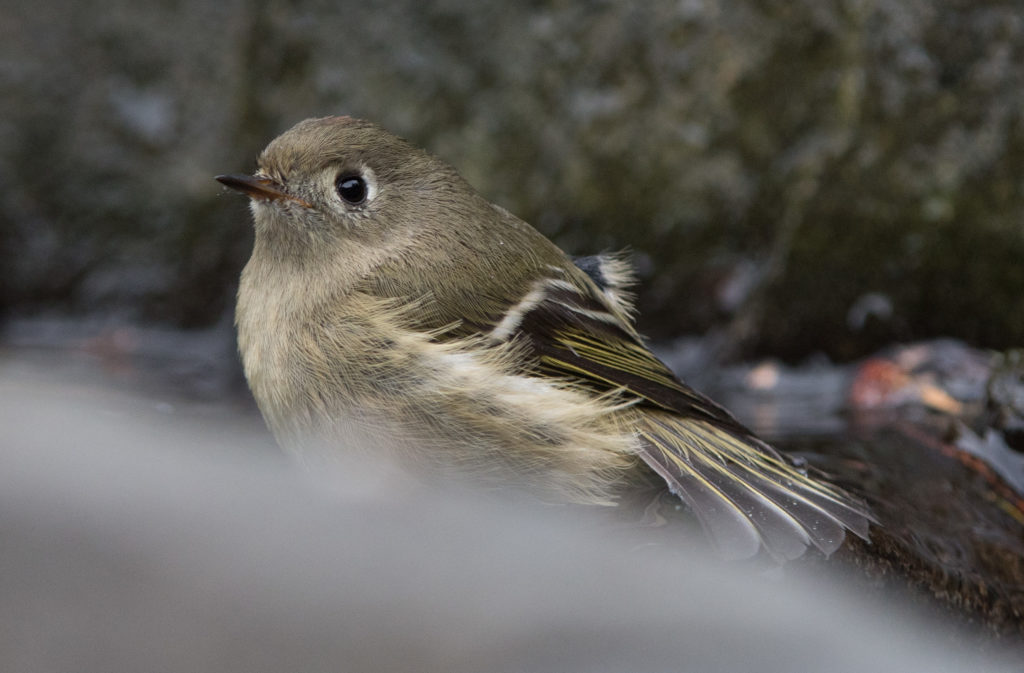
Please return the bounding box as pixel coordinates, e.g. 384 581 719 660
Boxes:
336 175 368 204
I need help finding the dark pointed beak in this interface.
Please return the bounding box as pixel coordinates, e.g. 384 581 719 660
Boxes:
215 174 312 207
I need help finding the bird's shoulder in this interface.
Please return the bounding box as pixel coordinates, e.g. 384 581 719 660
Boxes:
348 203 746 431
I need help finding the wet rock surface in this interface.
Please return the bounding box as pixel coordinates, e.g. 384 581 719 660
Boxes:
713 340 1024 640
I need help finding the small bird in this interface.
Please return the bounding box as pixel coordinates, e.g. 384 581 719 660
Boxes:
217 116 871 561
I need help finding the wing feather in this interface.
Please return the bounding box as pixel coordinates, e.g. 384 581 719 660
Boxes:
495 260 873 560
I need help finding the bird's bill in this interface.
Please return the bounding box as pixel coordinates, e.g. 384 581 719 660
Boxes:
215 174 312 207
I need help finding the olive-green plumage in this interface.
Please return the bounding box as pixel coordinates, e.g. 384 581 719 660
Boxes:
219 116 872 560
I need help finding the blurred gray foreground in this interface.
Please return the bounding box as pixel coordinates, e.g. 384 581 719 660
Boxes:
0 356 1015 673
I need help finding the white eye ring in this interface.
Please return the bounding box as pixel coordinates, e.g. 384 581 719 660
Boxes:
334 166 377 207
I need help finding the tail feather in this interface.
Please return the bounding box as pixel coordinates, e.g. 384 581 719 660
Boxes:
702 453 850 556
636 413 873 561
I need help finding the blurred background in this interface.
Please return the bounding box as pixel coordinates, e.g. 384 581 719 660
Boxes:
2 0 1022 379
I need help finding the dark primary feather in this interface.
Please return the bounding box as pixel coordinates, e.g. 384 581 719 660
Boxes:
504 256 873 560
570 255 610 287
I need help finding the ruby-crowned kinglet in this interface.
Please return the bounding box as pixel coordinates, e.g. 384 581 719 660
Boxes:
217 116 871 561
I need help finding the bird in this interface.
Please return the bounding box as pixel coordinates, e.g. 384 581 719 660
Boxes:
216 115 872 561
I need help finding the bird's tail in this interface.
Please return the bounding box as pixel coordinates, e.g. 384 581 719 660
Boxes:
635 411 873 561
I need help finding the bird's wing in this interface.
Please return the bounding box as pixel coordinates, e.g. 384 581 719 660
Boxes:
495 262 752 426
494 259 873 560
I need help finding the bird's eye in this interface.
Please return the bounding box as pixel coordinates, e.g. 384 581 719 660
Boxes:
335 175 368 205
